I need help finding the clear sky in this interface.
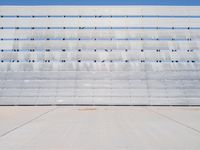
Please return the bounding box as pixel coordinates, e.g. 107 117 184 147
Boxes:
0 0 200 5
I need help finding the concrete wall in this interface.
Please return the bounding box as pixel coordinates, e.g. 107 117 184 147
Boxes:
0 6 200 105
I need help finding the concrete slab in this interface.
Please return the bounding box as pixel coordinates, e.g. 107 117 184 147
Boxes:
0 106 200 150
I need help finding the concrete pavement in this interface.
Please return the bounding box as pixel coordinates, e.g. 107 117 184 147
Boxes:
0 106 200 150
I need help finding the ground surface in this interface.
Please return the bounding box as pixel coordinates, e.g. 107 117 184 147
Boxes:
0 106 200 150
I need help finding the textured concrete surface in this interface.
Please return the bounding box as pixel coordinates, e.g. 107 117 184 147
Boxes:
1 6 200 106
0 106 200 150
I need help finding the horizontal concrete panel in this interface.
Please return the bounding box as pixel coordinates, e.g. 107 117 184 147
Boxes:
0 18 200 27
1 97 200 105
2 79 200 89
1 63 200 72
0 71 200 80
1 51 199 61
0 29 199 39
1 6 200 16
0 41 199 51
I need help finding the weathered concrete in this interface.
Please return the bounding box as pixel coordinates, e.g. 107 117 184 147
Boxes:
1 6 200 105
0 106 200 150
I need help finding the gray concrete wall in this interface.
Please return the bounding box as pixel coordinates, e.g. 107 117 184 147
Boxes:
0 6 200 105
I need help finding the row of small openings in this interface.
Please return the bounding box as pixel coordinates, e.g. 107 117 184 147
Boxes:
0 60 196 63
0 38 193 41
0 27 193 30
0 49 195 52
0 15 147 18
0 15 194 18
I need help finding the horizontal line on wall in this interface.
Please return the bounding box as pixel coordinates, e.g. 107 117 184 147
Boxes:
0 59 197 63
0 79 199 81
0 38 194 41
0 27 199 30
0 86 200 91
1 15 200 18
1 70 200 73
1 79 199 81
0 60 198 63
0 96 199 98
0 49 198 52
0 104 198 107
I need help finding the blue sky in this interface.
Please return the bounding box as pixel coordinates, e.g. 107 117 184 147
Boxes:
0 0 200 5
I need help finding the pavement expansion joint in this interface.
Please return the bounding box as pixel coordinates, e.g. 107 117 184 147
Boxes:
0 106 58 138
